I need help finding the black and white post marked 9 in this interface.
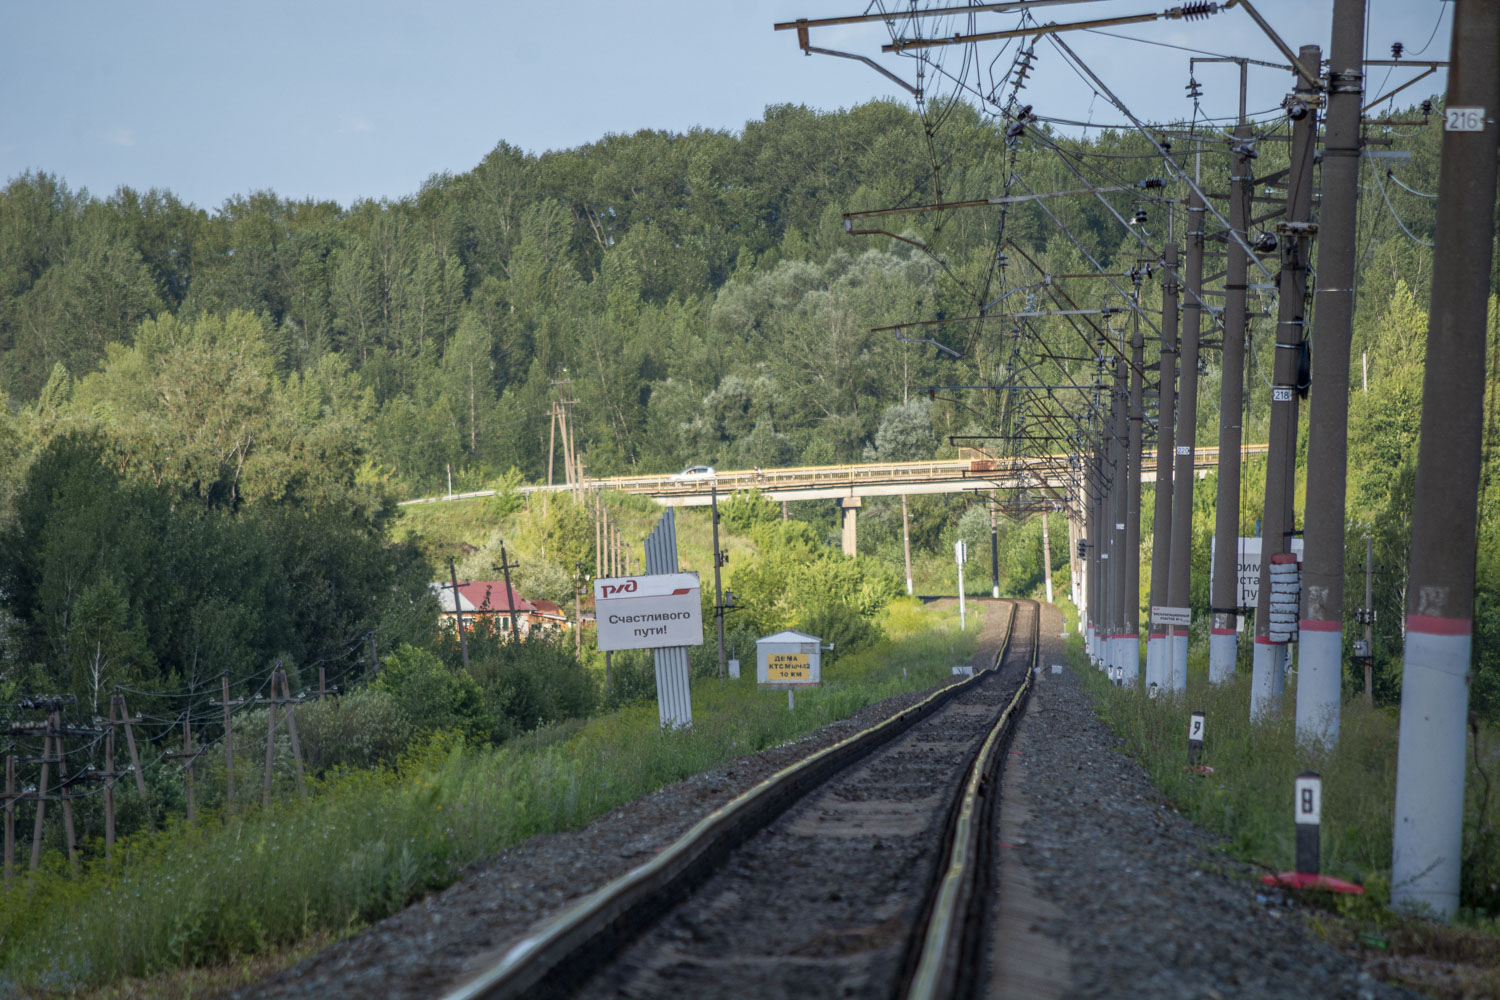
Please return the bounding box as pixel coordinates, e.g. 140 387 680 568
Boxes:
1188 710 1205 765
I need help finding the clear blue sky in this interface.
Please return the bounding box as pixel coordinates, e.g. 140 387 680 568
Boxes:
0 1 1449 212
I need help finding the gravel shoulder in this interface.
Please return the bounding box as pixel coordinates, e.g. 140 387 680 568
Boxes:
989 603 1418 1000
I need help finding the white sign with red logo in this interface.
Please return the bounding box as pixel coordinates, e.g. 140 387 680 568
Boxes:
593 572 704 651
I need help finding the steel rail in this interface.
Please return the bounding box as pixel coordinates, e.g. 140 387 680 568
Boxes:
906 601 1039 1000
442 602 1023 1000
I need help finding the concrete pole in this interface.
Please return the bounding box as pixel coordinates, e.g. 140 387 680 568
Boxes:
991 500 1001 599
1068 512 1082 610
1111 359 1129 681
1250 47 1319 722
1147 242 1180 691
1208 125 1255 683
1297 0 1365 747
1092 461 1104 665
1124 312 1145 687
1392 0 1499 919
902 494 914 596
1363 535 1374 705
1167 189 1205 693
1041 508 1054 604
711 486 727 680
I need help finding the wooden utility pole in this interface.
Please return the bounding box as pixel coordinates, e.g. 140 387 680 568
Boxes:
594 494 604 579
1391 0 1499 918
4 746 15 884
221 673 235 811
497 543 522 643
262 680 279 807
163 714 201 822
103 700 118 859
575 562 585 658
447 557 469 670
278 671 306 797
114 693 152 831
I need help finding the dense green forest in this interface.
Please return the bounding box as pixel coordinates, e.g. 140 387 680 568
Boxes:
0 94 1492 723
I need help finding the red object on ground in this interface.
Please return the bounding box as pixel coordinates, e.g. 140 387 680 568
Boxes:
1260 872 1365 894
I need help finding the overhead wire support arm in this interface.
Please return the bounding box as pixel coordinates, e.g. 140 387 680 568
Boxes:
772 1 1091 33
1361 66 1441 113
1043 33 1277 282
882 2 1225 53
1221 0 1320 91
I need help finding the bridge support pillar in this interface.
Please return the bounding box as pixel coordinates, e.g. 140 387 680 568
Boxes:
839 497 862 557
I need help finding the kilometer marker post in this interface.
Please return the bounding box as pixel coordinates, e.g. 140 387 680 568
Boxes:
1261 771 1362 894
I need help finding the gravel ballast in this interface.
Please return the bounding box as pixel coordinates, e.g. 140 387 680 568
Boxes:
989 603 1416 1000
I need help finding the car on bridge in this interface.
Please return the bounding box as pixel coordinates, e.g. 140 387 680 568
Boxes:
670 465 717 481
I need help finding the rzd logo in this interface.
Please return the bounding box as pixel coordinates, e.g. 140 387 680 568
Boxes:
601 580 638 598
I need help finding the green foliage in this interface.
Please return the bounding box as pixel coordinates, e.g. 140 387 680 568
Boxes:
794 603 883 665
1070 639 1500 919
729 518 900 636
0 605 972 993
461 629 599 741
719 488 780 535
296 688 414 773
374 644 490 742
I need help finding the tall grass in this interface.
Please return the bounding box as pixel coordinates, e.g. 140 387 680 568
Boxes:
1068 635 1500 919
0 614 974 992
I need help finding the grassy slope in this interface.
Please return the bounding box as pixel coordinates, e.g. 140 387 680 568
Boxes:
0 601 975 996
1061 619 1500 996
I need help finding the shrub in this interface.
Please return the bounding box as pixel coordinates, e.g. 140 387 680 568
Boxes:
374 644 490 742
720 489 780 535
795 603 883 665
467 634 598 741
296 687 413 772
604 649 658 709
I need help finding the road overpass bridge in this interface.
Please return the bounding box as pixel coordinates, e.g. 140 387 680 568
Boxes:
401 444 1267 557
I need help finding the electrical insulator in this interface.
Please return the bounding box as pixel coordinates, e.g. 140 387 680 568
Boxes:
1174 2 1219 20
1390 41 1403 59
1185 76 1203 100
1133 207 1148 225
1420 99 1433 116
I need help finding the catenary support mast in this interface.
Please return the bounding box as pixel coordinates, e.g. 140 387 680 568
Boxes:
1296 0 1365 746
1146 242 1179 691
1391 0 1499 919
1208 124 1255 682
1250 46 1320 721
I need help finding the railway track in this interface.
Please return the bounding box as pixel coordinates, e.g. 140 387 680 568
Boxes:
446 599 1040 1000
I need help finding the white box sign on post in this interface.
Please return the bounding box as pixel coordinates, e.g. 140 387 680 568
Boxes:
756 630 822 687
593 572 704 651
